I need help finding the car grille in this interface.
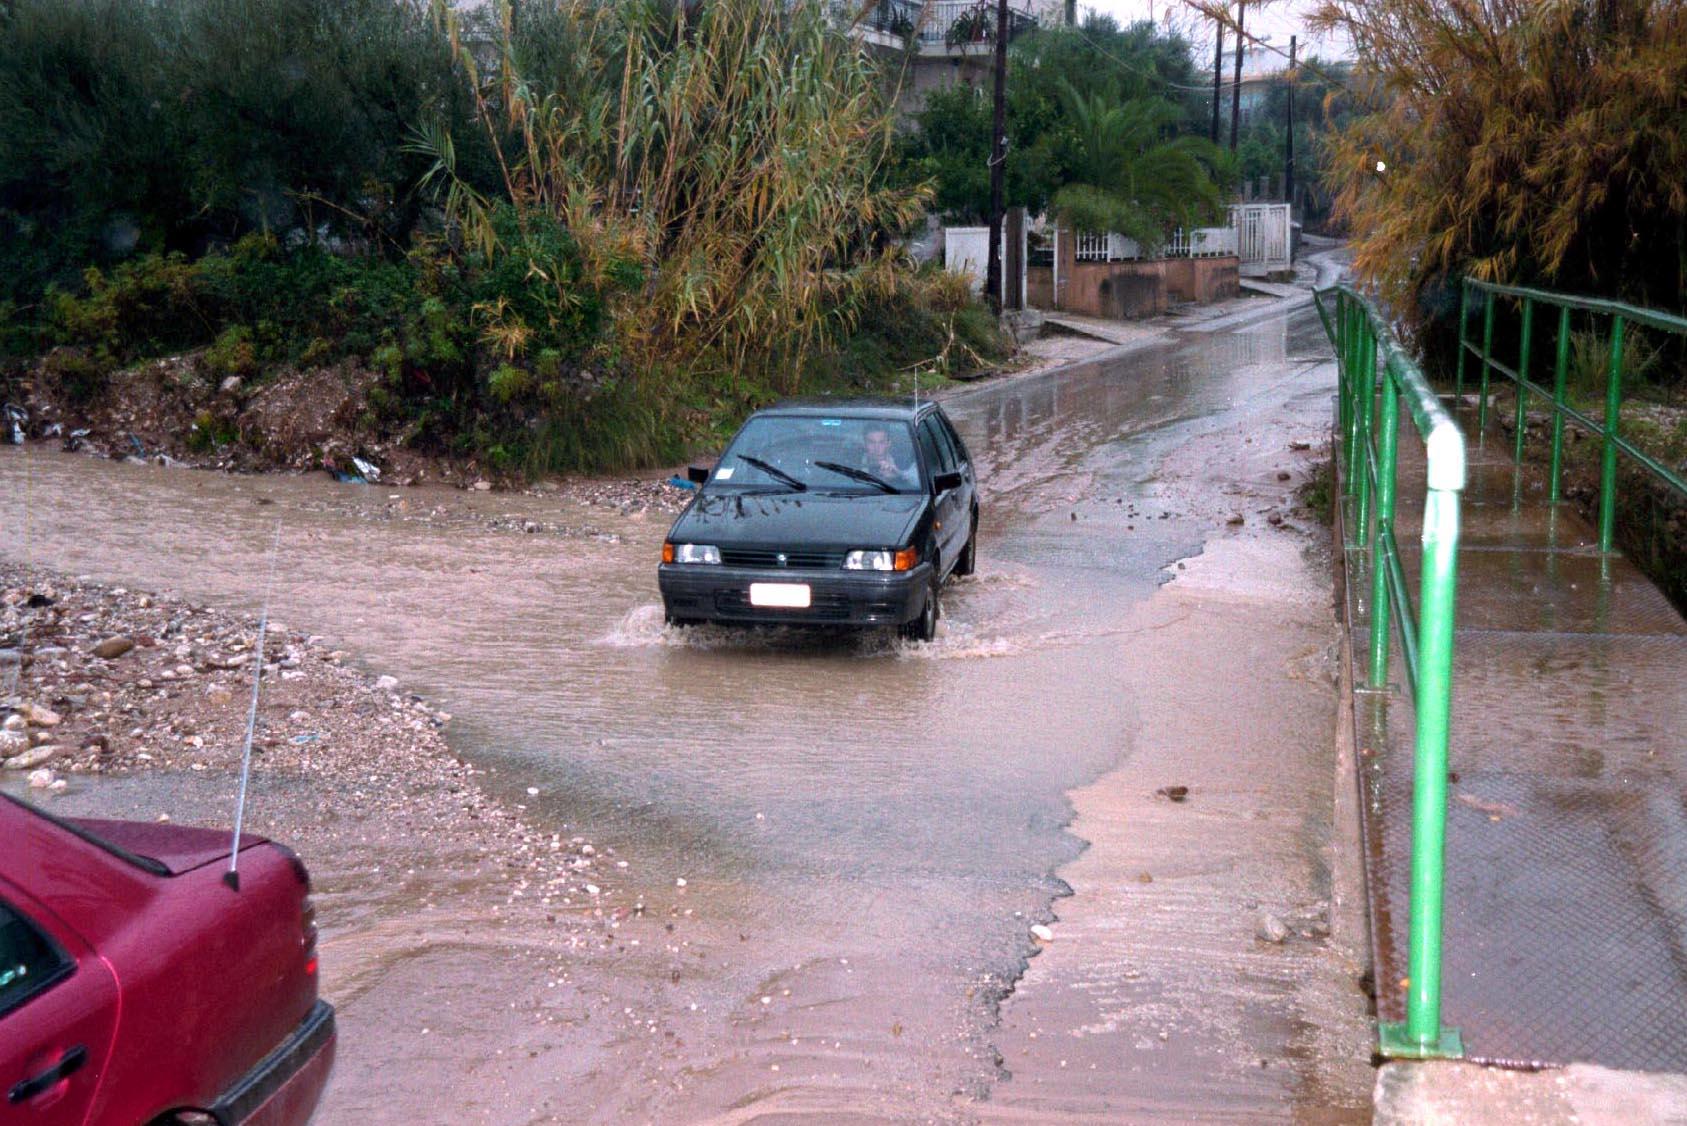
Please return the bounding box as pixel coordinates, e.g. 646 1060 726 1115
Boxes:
720 548 845 569
714 590 855 620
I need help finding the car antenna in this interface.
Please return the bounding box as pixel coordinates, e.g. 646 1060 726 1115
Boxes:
224 521 283 891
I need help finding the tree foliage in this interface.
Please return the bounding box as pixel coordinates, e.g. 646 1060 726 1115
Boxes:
1310 0 1687 323
415 0 930 393
897 16 1222 225
0 0 479 304
1048 81 1227 247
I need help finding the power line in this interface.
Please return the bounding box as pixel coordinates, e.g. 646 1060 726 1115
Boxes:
1168 1 1362 100
1066 4 1354 98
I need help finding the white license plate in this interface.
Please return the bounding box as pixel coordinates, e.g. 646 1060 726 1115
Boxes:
748 582 811 609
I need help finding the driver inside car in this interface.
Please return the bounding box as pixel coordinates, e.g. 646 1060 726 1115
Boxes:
859 425 919 489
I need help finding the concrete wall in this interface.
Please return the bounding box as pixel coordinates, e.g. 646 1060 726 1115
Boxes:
1031 234 1239 319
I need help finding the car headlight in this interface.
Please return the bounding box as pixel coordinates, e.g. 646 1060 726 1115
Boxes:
845 549 894 571
665 543 721 564
844 548 918 571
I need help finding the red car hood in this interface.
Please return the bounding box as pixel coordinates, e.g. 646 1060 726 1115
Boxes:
68 817 267 876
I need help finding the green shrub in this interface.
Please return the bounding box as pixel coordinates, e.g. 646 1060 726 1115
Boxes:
40 347 110 405
205 325 256 379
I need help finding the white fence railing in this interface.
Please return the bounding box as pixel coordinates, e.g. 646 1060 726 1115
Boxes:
1168 226 1238 258
1072 228 1237 261
1074 232 1142 262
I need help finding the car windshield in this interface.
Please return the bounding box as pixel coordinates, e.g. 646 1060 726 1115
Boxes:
713 416 923 494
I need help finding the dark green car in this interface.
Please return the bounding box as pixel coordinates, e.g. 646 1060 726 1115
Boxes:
658 400 978 641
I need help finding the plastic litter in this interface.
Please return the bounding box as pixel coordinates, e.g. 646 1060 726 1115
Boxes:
351 456 381 483
666 475 697 490
2 403 25 445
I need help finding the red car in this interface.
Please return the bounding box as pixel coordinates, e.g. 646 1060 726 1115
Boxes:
1 793 333 1125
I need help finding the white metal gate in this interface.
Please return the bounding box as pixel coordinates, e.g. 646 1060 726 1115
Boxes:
1229 203 1291 276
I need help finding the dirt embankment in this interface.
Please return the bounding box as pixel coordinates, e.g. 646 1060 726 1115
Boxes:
6 350 487 487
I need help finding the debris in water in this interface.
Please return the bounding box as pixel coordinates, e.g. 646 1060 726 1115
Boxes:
1455 792 1517 821
1255 913 1289 944
1030 924 1054 943
1156 785 1189 802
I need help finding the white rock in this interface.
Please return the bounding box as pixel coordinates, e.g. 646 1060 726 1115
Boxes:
2 714 25 733
21 703 61 727
675 877 688 888
375 675 399 692
27 768 54 788
5 746 61 771
1030 924 1054 943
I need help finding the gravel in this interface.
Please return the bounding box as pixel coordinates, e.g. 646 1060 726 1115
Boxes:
0 562 612 915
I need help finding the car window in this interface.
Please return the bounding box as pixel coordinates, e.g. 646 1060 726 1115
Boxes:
935 411 970 467
0 899 71 1018
917 417 954 475
716 416 920 493
927 415 962 472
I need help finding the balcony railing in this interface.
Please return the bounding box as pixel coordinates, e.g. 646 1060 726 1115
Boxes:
920 0 1038 46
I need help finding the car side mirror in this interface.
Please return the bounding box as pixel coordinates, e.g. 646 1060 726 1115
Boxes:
932 470 963 494
687 465 711 484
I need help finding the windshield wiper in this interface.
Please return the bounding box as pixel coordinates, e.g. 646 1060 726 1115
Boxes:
736 455 807 492
814 461 898 494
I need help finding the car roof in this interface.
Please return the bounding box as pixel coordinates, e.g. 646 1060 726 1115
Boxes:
752 398 938 422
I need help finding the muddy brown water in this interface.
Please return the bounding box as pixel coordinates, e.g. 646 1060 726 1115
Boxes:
3 306 1340 1119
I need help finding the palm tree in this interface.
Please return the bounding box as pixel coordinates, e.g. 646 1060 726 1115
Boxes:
1049 80 1226 250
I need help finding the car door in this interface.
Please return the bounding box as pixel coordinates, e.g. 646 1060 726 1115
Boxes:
0 891 118 1126
917 414 964 573
933 409 976 540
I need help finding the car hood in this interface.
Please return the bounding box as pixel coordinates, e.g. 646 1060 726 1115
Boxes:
671 490 926 549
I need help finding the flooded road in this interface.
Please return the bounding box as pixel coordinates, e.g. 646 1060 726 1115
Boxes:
3 300 1346 1120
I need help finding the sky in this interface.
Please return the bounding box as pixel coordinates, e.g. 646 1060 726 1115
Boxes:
1079 0 1352 65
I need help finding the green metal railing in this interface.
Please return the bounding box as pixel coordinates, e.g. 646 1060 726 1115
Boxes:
1457 279 1687 550
1315 285 1466 1060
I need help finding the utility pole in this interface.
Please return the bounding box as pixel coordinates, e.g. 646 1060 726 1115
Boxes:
1228 0 1245 152
1284 34 1296 210
984 0 1009 316
1209 10 1223 144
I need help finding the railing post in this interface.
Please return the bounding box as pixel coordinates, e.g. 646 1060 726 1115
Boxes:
1514 298 1533 462
1368 371 1400 689
1478 290 1495 433
1599 315 1625 552
1386 483 1464 1058
1550 306 1571 505
1454 280 1469 404
1344 299 1361 496
1355 319 1375 536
